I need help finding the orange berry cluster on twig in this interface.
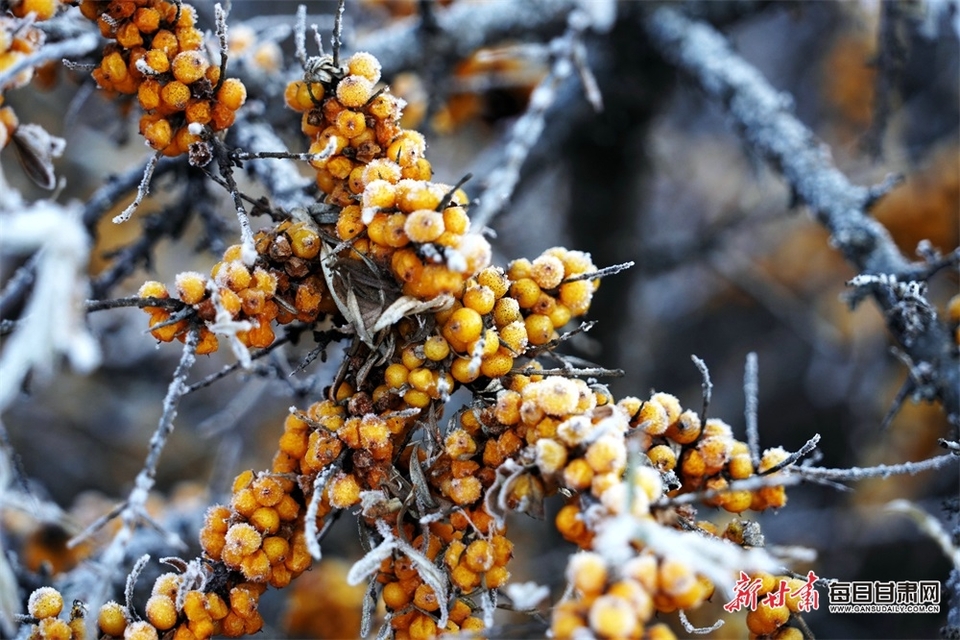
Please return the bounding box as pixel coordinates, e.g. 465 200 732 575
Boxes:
79 0 246 156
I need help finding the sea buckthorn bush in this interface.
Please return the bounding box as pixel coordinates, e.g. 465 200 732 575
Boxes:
1 2 957 640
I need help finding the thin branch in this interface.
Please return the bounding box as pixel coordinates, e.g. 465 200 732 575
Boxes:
213 3 229 94
508 366 624 377
560 261 635 284
84 296 187 313
113 152 163 224
795 453 958 482
690 355 712 424
331 0 345 69
759 434 821 476
744 352 760 468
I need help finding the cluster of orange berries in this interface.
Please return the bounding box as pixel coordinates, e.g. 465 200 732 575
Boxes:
20 587 86 640
79 0 246 156
284 51 498 303
137 233 333 353
535 390 791 638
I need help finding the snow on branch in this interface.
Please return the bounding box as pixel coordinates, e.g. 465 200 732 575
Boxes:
643 6 960 427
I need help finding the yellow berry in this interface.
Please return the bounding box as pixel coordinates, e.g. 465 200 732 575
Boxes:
567 552 606 596
746 599 791 636
336 74 373 108
124 620 159 640
172 50 208 84
145 594 178 631
28 587 63 619
347 51 382 83
175 271 207 305
423 335 450 361
442 307 484 352
524 313 554 346
404 209 445 243
531 255 565 289
217 78 247 111
588 595 636 638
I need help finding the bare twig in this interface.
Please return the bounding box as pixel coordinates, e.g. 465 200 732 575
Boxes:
759 434 821 476
113 152 163 224
560 261 635 284
690 355 712 423
744 352 760 467
794 453 957 482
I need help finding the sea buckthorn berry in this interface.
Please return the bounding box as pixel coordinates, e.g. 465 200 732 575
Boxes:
510 278 541 309
387 131 427 168
746 598 791 636
532 378 580 416
567 552 606 596
347 51 382 83
37 617 71 640
145 594 178 630
476 267 509 298
759 447 789 473
224 522 262 557
329 473 362 508
28 586 63 619
562 458 594 491
531 254 565 290
442 206 469 235
161 80 190 110
218 78 247 111
588 595 636 638
423 335 450 361
172 50 208 84
362 159 402 184
287 222 321 259
524 313 554 346
445 429 477 459
142 117 173 151
175 271 207 305
334 108 367 138
535 438 568 475
480 350 513 378
412 584 440 612
404 209 445 243
443 307 483 352
336 74 373 108
446 476 482 505
585 434 627 474
558 280 592 316
647 444 677 471
666 409 701 444
462 284 495 315
13 0 57 20
124 620 160 640
728 452 754 479
635 399 668 435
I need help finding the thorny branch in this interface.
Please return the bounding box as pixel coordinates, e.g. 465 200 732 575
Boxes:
643 6 960 428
